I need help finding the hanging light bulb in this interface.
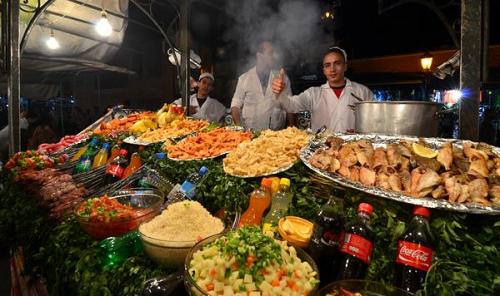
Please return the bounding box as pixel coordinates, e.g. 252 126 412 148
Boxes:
95 10 112 37
46 30 60 50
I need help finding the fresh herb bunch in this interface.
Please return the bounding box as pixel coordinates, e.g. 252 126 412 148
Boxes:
212 226 283 282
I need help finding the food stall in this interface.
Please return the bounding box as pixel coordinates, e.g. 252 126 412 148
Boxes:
1 105 499 296
1 1 498 295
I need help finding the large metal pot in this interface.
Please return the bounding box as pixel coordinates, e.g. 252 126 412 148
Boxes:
355 101 442 137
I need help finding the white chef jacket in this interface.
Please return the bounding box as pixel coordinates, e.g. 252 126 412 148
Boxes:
230 67 292 131
174 94 226 123
278 78 373 133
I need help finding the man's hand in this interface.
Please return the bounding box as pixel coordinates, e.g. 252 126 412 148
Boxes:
231 106 241 126
272 68 286 95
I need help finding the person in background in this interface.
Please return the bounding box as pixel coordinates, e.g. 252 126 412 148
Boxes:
272 47 373 133
0 107 30 161
174 72 226 123
230 40 294 130
28 114 57 150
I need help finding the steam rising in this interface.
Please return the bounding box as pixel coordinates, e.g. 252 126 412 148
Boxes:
224 0 332 73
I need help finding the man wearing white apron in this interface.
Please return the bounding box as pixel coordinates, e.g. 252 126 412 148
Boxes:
230 41 293 131
174 73 226 123
272 47 373 132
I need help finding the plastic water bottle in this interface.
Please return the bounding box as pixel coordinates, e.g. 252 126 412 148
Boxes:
166 166 209 205
181 166 209 198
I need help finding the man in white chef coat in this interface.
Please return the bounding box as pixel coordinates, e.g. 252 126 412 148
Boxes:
174 72 226 123
230 41 293 130
272 47 374 133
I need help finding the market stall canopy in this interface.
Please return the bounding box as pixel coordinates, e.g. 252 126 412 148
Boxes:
21 0 132 74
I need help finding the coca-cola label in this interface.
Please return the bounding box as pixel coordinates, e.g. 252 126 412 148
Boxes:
396 241 434 272
106 164 124 179
312 225 341 247
339 233 373 264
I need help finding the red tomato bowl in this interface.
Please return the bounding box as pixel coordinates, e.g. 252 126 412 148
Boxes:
76 188 164 239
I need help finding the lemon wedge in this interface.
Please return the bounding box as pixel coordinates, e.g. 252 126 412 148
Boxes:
412 143 438 158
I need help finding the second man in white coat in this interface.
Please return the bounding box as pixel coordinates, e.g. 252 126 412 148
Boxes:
230 41 294 130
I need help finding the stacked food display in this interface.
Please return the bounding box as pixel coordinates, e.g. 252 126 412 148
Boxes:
1 106 498 296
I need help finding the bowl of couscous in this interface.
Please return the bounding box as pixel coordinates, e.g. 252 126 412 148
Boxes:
138 200 227 267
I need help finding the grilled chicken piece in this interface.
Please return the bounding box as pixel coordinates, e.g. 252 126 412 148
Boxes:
357 139 373 149
388 174 402 192
328 158 341 173
376 173 391 190
444 175 462 202
416 170 441 193
360 167 376 186
468 158 489 178
468 178 489 205
354 147 369 167
458 184 470 203
325 136 344 151
437 142 453 170
431 185 445 199
400 157 410 172
410 168 424 195
489 185 500 205
309 151 331 170
338 163 351 179
373 148 388 170
400 170 412 193
350 166 360 182
387 144 402 167
396 143 412 158
464 142 489 160
415 155 441 172
339 146 357 167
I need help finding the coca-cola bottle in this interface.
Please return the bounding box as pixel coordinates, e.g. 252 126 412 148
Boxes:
336 202 374 280
103 149 128 185
395 206 435 293
308 188 345 284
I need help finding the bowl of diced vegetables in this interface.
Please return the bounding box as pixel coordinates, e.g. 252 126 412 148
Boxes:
184 226 320 296
76 188 164 239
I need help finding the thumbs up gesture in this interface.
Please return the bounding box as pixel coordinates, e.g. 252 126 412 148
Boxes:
272 68 286 96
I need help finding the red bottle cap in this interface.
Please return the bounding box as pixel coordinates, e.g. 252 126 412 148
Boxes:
119 149 128 157
358 203 373 215
261 178 273 188
413 206 431 218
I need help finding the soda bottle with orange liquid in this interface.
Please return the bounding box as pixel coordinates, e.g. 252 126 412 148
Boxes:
122 152 142 179
238 178 273 227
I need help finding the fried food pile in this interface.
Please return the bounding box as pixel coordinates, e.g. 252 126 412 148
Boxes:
309 136 500 206
137 119 209 143
166 128 252 160
223 127 310 177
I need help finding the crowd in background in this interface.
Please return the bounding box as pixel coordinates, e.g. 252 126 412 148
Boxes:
0 104 110 162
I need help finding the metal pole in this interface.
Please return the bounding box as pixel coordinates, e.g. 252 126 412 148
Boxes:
482 0 489 84
7 0 21 155
459 0 482 141
180 0 191 115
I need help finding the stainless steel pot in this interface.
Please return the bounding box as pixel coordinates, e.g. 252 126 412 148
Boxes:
355 101 443 137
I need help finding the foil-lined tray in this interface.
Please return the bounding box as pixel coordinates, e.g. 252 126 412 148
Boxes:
168 150 229 162
224 161 297 179
166 127 250 161
300 133 500 215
